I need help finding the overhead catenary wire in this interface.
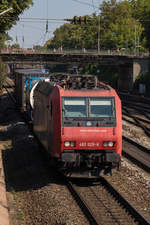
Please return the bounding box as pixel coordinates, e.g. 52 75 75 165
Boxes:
2 16 70 21
92 0 98 14
71 0 99 9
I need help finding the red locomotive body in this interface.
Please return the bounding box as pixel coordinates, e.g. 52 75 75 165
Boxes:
33 74 122 177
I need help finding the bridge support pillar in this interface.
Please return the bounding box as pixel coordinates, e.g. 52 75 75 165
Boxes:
118 58 149 92
118 63 133 91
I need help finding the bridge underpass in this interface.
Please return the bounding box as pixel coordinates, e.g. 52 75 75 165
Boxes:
0 53 149 91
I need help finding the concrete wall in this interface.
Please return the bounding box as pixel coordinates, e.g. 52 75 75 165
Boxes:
118 58 150 91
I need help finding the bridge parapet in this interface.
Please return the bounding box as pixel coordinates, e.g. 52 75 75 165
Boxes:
1 52 150 92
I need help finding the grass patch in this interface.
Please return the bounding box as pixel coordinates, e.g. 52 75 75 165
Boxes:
10 187 17 201
3 140 12 149
17 209 24 221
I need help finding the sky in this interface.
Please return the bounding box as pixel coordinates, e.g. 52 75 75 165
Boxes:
8 0 103 49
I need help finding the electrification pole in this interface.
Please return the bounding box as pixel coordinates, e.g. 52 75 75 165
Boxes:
134 22 137 55
97 6 100 54
98 15 100 53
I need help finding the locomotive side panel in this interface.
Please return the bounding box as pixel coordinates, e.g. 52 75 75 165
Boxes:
33 84 62 158
34 91 48 150
46 88 62 158
14 72 25 110
115 92 122 156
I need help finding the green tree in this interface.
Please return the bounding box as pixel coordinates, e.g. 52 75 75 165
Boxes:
129 0 150 50
47 15 98 50
0 0 33 92
100 0 144 50
0 0 33 45
11 43 20 49
134 73 150 93
47 0 148 51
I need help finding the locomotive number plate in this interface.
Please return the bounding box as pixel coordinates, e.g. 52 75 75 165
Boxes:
79 142 99 147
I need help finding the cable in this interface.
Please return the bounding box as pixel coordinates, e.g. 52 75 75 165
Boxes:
92 0 97 13
34 33 47 46
20 24 46 31
16 21 64 24
71 0 99 9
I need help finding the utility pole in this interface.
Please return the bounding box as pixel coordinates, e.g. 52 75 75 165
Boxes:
98 14 100 54
97 0 101 54
134 22 137 55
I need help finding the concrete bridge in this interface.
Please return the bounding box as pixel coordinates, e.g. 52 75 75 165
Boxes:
0 52 150 91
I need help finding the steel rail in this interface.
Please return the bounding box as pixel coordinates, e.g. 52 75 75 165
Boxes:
122 102 150 116
123 136 150 173
66 176 150 225
123 112 150 125
66 179 100 225
101 177 150 225
123 136 150 155
3 83 16 104
122 116 150 138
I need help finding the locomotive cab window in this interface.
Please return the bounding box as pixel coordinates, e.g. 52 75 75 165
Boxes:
62 97 115 119
89 98 114 118
63 97 87 117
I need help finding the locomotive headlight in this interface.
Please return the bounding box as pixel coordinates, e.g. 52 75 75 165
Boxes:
64 141 70 147
108 141 114 147
70 141 76 147
64 141 76 147
103 141 115 147
103 142 108 147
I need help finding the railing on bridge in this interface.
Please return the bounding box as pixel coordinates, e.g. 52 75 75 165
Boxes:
1 48 149 57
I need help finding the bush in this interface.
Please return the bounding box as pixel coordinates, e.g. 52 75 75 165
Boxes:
134 73 150 92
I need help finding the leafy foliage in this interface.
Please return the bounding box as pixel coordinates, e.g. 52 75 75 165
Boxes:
100 0 143 49
0 0 33 46
81 63 118 88
47 0 150 51
129 0 150 49
48 15 98 50
134 73 150 92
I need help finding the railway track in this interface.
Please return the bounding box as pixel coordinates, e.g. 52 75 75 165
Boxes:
118 92 150 106
2 79 150 224
123 101 150 112
123 112 150 125
122 136 150 173
120 96 150 172
122 114 150 138
3 79 16 104
66 177 150 225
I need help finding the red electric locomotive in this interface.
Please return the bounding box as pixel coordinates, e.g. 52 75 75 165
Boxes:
33 74 122 177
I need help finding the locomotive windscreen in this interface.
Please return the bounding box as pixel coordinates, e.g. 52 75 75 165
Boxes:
64 97 86 117
63 97 115 118
89 98 114 117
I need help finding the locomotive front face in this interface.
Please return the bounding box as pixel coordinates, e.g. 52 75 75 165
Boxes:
60 95 121 176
